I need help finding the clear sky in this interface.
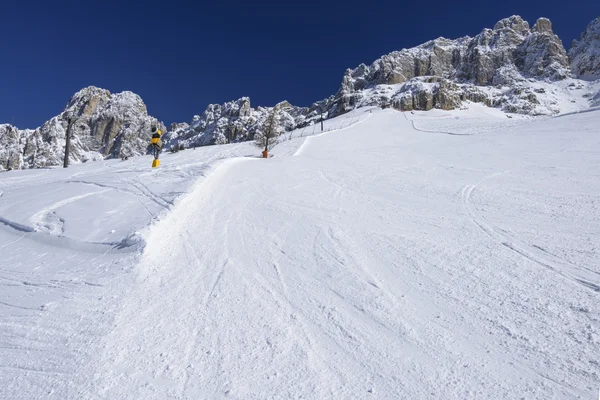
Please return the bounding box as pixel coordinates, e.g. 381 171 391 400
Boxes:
2 0 599 128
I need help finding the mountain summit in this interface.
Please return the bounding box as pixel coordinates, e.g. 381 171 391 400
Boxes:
329 15 571 116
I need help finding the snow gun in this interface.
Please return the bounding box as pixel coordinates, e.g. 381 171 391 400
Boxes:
150 126 162 168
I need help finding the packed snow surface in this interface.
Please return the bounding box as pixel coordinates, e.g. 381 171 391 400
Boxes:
0 107 598 399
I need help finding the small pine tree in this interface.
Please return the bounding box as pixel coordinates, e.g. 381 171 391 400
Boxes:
254 106 283 154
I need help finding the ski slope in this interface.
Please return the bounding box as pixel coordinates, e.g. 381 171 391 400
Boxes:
1 107 599 399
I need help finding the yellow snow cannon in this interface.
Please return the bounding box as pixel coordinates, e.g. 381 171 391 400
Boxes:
150 126 163 168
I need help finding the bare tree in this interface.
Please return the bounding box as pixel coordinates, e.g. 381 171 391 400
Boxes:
254 106 283 157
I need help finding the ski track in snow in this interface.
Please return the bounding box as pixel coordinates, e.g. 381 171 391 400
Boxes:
30 190 112 235
462 175 600 293
1 107 599 399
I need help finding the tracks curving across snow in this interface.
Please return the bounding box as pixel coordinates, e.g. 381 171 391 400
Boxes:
92 109 600 399
30 191 111 235
293 111 372 156
462 174 600 293
404 112 473 136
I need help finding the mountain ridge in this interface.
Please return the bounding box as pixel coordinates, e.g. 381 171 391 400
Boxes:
1 14 599 170
163 15 598 149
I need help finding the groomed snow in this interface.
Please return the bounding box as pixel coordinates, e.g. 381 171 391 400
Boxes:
0 107 598 399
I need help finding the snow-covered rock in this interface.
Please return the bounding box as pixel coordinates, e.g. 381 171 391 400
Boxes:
328 16 574 116
0 124 30 171
0 86 164 171
569 17 600 78
163 97 334 148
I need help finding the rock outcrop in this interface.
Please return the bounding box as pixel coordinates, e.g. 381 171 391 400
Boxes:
0 87 164 171
569 17 600 78
329 16 572 116
163 97 334 149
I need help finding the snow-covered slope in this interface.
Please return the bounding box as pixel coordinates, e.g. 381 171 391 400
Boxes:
1 108 598 399
0 87 164 171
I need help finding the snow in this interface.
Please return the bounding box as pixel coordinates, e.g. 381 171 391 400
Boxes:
405 102 531 135
0 107 598 399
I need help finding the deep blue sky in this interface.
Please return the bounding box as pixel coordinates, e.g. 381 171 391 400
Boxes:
2 0 599 128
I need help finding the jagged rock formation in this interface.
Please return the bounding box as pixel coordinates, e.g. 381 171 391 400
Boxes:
0 87 164 171
329 16 571 116
0 125 34 171
163 97 334 149
569 17 600 78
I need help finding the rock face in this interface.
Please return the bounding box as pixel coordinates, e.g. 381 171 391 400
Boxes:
163 97 334 149
513 18 570 80
0 87 164 171
0 125 33 171
329 16 571 116
569 17 600 78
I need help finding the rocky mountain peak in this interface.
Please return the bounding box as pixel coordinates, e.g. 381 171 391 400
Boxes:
532 17 553 34
163 96 322 149
489 15 531 49
326 15 575 117
493 15 530 34
65 86 110 114
0 86 163 171
569 17 600 78
513 18 569 81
